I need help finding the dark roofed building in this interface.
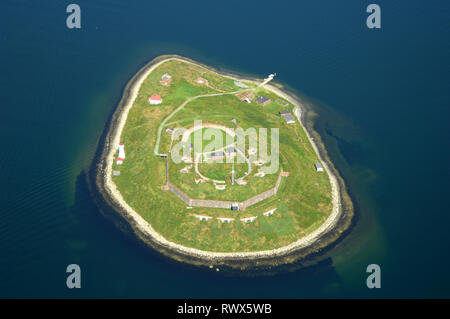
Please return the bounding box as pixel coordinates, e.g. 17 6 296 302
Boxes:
283 113 296 124
314 162 324 172
279 110 296 124
211 151 225 160
255 96 271 106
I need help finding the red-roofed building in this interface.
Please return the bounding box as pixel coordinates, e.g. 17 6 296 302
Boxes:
148 94 162 105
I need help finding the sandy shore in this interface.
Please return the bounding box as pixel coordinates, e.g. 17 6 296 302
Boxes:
96 55 353 267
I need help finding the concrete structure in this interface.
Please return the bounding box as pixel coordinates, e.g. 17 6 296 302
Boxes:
241 216 257 223
263 208 276 216
195 77 208 85
148 94 162 105
234 81 249 88
255 96 271 106
217 218 234 223
160 73 172 85
314 162 324 172
194 215 212 221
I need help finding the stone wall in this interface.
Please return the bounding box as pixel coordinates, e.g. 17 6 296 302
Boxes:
167 182 191 205
167 171 283 210
190 199 234 209
240 171 283 209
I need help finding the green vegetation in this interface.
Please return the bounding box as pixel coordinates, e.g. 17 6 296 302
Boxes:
112 60 332 252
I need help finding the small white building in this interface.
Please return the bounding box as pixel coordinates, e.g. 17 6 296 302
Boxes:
217 217 234 223
148 94 162 105
118 143 125 159
116 142 125 165
194 215 212 221
314 162 324 172
263 208 277 216
240 216 257 223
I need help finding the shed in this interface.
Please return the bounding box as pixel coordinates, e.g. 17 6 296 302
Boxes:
211 151 225 160
263 208 277 216
226 146 236 155
283 113 296 124
314 162 324 172
255 96 271 106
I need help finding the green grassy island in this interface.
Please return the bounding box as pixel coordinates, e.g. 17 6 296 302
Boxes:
95 55 353 269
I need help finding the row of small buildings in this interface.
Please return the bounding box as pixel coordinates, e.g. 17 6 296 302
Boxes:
193 208 277 223
235 91 271 106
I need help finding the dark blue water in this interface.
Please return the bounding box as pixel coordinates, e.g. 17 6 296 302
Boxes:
1 0 449 298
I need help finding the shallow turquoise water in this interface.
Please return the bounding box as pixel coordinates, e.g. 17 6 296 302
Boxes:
0 0 449 297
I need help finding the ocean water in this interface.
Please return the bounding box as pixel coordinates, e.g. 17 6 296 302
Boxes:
0 0 449 298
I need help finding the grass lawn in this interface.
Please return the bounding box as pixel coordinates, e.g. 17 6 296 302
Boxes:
112 59 332 252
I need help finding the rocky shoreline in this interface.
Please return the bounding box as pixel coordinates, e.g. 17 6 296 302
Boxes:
88 54 355 271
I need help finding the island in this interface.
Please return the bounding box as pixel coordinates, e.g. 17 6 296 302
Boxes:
90 55 354 271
